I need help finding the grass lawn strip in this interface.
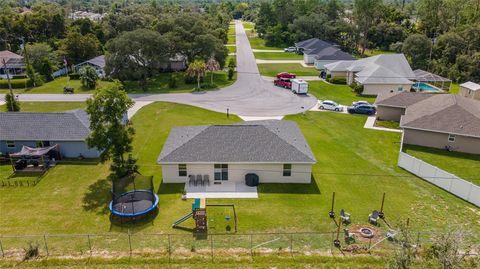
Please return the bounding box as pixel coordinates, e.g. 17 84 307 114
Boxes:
0 77 115 94
307 81 376 105
0 101 85 112
374 120 401 130
254 52 302 60
248 36 284 50
257 63 319 77
404 145 480 186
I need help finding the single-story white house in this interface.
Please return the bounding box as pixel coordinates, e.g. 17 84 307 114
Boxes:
325 54 416 96
400 94 480 154
157 120 316 185
0 110 100 158
459 81 480 101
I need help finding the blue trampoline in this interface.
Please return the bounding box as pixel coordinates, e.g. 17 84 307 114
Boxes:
109 175 158 218
109 190 159 217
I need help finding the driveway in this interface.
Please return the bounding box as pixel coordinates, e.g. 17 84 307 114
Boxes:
2 21 317 117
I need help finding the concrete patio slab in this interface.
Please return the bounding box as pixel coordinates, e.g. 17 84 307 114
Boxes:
186 182 258 199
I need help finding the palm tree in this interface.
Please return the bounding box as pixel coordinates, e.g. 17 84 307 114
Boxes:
205 56 220 85
186 59 207 90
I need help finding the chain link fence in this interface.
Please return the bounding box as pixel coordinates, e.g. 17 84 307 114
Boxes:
1 231 478 261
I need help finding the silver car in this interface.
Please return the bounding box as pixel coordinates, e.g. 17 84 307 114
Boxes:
284 47 296 52
319 100 343 112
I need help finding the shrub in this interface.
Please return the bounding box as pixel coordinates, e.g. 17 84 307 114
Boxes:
326 73 331 80
4 92 20 111
168 74 178 88
184 75 203 84
354 83 364 94
0 78 33 89
79 65 99 89
69 73 81 80
228 58 236 68
330 77 347 84
23 242 39 260
228 67 234 80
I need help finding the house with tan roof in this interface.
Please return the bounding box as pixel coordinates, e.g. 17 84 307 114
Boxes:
400 95 480 154
0 50 25 79
324 54 415 96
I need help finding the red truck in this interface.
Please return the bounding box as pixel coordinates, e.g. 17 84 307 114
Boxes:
276 72 296 79
274 77 292 89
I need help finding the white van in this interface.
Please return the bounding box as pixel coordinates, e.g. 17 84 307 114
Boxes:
290 79 308 94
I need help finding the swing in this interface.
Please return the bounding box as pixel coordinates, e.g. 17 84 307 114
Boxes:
224 207 231 221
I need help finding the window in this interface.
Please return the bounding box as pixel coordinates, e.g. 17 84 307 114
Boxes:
214 164 228 181
283 164 292 177
448 134 456 142
6 141 15 148
178 164 187 177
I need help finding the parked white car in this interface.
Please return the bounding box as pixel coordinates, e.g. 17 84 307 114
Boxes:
284 47 296 52
319 100 343 112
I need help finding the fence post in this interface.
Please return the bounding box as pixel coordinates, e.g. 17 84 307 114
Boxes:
0 239 4 257
127 233 132 257
210 234 214 262
250 234 253 260
168 234 171 263
43 235 49 257
87 235 92 256
290 233 293 257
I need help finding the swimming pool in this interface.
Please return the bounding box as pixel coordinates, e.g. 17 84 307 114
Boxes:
413 83 441 92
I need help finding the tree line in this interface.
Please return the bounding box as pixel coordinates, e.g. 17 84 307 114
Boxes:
0 1 233 85
246 0 480 82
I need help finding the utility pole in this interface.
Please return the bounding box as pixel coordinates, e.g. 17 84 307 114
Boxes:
2 58 15 111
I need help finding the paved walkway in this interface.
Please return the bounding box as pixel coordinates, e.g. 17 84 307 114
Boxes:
364 116 403 133
256 59 315 69
127 101 153 119
1 21 317 117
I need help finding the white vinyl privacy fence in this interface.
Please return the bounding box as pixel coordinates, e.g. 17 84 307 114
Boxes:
398 152 480 207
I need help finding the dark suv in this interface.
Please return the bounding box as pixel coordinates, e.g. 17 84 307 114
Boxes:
347 104 376 115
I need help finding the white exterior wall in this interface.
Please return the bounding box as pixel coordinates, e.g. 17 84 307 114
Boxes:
303 54 316 64
459 87 480 100
329 71 348 78
362 84 412 96
161 163 312 184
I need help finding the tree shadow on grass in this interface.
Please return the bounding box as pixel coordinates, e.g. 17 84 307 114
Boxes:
82 178 111 215
258 175 321 194
157 182 184 194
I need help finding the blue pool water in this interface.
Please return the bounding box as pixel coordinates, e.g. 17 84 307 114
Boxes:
413 83 441 92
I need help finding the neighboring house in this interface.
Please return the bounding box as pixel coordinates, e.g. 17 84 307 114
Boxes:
75 55 106 78
313 47 356 70
0 110 100 158
324 54 415 96
294 38 354 68
160 54 187 72
375 92 435 121
400 94 480 154
157 120 316 184
0 50 25 79
459 81 480 101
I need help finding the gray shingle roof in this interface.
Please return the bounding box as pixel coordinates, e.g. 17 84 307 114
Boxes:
0 109 91 141
314 47 356 61
375 92 435 108
400 95 480 137
158 120 316 163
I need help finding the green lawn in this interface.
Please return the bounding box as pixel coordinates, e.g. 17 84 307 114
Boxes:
0 77 115 94
228 25 235 35
375 120 401 129
227 34 236 44
404 145 480 186
257 64 319 77
248 36 285 50
227 46 236 54
449 82 459 93
1 102 479 238
242 22 254 29
0 102 85 112
122 71 236 94
307 81 376 105
254 52 303 60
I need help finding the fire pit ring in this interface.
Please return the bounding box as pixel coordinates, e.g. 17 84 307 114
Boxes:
359 227 374 238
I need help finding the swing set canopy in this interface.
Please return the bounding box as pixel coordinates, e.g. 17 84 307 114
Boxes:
10 144 59 158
